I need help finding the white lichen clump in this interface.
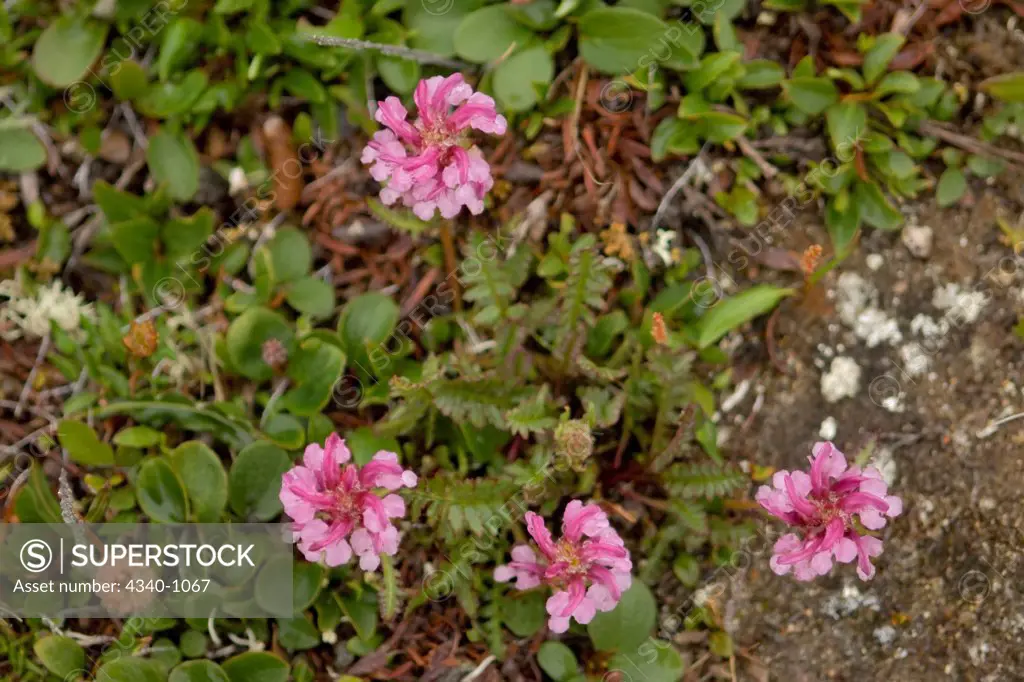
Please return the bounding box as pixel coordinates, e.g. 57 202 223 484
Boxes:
0 279 95 341
834 272 902 347
821 356 862 403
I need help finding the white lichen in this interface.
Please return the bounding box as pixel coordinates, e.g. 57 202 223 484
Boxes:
821 356 861 403
0 279 95 341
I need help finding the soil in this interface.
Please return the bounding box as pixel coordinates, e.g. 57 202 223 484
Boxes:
715 187 1024 681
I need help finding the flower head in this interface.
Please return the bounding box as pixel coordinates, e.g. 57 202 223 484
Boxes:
279 433 417 571
756 441 902 582
495 501 632 633
360 73 507 220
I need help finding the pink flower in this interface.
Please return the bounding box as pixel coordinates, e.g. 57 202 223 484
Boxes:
279 433 417 571
756 441 902 582
360 73 507 220
495 501 633 633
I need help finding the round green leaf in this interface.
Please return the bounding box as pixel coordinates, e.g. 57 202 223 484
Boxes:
228 441 291 521
147 129 200 202
168 441 228 522
136 458 189 523
58 419 115 466
95 657 166 682
260 227 311 284
0 125 47 172
170 660 229 682
607 642 685 682
454 5 534 63
31 15 108 87
34 636 85 679
404 0 482 56
587 582 657 653
825 101 867 151
493 45 554 112
114 426 163 448
538 641 579 681
220 652 289 682
179 630 208 659
225 307 296 381
578 7 669 74
337 292 399 365
283 338 345 416
500 590 547 637
285 277 335 319
277 615 320 651
936 167 966 207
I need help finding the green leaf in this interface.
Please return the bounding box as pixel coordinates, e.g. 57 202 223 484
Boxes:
367 197 432 235
694 111 747 143
113 426 162 448
493 45 554 112
58 419 115 466
853 181 903 230
578 7 670 74
874 71 919 97
587 582 657 652
277 615 320 651
283 337 346 416
220 652 289 682
225 307 296 382
163 209 215 263
650 117 699 162
737 60 785 90
147 130 200 202
0 126 47 172
14 461 62 523
980 72 1024 102
110 216 161 264
709 630 734 657
538 642 579 681
136 458 189 523
684 52 740 93
454 5 534 63
169 660 230 682
784 77 839 115
862 33 905 86
168 441 228 522
158 19 203 82
403 0 480 57
500 590 547 637
337 292 399 371
825 194 860 256
34 636 86 679
825 101 867 151
696 285 795 348
229 441 291 521
936 167 966 207
285 277 335 319
339 590 379 641
607 643 685 682
95 657 166 682
672 553 701 586
260 226 312 284
31 15 108 87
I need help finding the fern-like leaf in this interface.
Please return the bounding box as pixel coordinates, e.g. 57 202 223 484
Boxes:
663 463 747 499
504 385 558 437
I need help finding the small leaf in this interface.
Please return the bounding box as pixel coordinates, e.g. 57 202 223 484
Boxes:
853 181 903 230
337 292 399 371
607 643 685 682
936 167 967 207
225 307 296 382
31 15 108 87
980 71 1024 102
578 7 671 74
228 441 291 521
454 5 534 63
0 125 47 172
58 420 115 466
169 660 230 682
500 591 547 637
784 77 839 115
94 657 166 682
736 60 785 90
147 130 200 202
168 441 228 522
110 216 161 264
220 652 289 682
113 426 162 448
34 636 85 679
696 285 795 348
538 641 579 681
825 101 867 151
493 45 554 112
863 33 905 85
136 458 189 523
587 582 657 653
285 277 335 319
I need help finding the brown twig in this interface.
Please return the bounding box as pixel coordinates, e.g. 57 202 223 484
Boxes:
736 135 778 179
918 120 1024 168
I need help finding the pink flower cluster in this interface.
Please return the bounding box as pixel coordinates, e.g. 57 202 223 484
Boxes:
757 441 902 581
361 74 507 220
279 434 417 571
495 501 632 633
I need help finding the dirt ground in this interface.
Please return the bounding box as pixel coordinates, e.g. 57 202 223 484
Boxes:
713 188 1024 681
